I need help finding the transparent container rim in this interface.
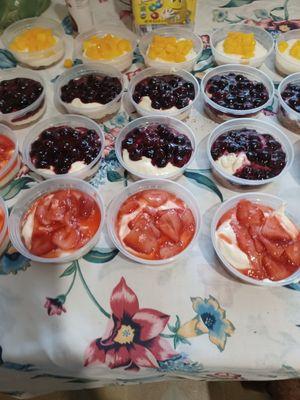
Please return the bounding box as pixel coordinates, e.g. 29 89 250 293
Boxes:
115 115 196 180
211 192 300 286
128 67 200 117
0 123 19 180
0 196 9 246
76 26 137 62
106 178 201 265
22 114 105 180
54 63 125 111
206 118 294 186
277 72 300 118
200 64 275 115
139 26 204 65
2 17 65 57
210 23 274 62
0 68 45 119
275 28 300 68
9 177 105 263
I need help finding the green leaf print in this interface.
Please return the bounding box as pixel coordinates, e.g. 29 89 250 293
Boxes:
107 170 124 182
0 177 34 200
60 262 76 278
184 170 223 202
83 248 119 263
221 0 261 7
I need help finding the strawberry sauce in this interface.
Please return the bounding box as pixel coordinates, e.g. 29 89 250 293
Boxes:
116 189 196 260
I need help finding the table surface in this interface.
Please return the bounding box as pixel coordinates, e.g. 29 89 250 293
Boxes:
1 0 300 397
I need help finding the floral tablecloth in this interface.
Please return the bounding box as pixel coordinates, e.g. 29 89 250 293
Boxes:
0 0 300 398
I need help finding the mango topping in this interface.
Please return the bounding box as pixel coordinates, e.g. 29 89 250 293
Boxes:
278 40 289 53
10 27 56 52
223 32 256 59
83 34 132 60
289 40 300 60
148 35 194 63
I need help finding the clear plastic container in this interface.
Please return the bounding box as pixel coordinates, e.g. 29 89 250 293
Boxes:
211 192 300 286
201 64 274 123
0 68 46 127
0 123 21 188
128 68 199 120
9 178 105 264
139 26 203 72
22 114 105 180
54 63 124 121
107 178 200 265
275 29 300 76
2 17 65 69
207 118 294 187
277 73 300 134
75 24 137 72
115 116 196 180
210 24 274 67
0 197 9 257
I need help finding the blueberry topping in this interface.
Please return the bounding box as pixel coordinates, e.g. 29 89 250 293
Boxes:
0 78 43 114
133 75 195 110
122 123 192 169
205 73 269 110
61 74 122 105
281 83 300 113
211 128 286 180
30 125 101 175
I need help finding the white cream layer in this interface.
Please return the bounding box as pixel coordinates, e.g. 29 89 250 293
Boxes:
276 39 300 75
36 160 86 176
215 152 250 175
216 39 267 60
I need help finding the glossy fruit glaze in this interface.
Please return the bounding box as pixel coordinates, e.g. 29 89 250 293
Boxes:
116 189 196 260
133 75 195 110
21 189 101 258
217 199 300 281
211 128 286 180
0 78 43 114
0 207 5 234
0 134 15 172
281 83 300 113
61 74 122 105
30 125 101 174
122 123 193 168
205 73 269 110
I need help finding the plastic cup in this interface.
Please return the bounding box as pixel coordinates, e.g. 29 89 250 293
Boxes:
75 24 137 72
128 68 200 120
2 17 65 69
0 197 9 257
210 24 274 67
22 114 105 180
115 115 196 180
139 26 203 72
277 72 300 134
107 178 200 265
54 63 124 121
9 178 105 264
0 68 46 127
207 118 294 187
275 29 300 76
0 123 21 188
211 192 300 286
200 64 275 123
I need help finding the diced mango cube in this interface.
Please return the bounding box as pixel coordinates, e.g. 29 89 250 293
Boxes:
290 40 300 60
223 31 256 59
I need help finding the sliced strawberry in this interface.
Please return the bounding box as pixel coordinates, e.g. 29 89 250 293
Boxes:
236 200 265 227
124 226 158 255
78 192 95 218
128 211 152 230
248 225 265 254
35 195 53 225
262 255 292 281
30 232 56 256
261 216 291 242
285 240 300 266
180 209 195 229
141 190 168 207
259 235 285 260
156 209 182 243
120 199 140 215
52 227 80 250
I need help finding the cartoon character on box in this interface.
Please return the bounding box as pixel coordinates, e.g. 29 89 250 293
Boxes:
162 0 191 24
